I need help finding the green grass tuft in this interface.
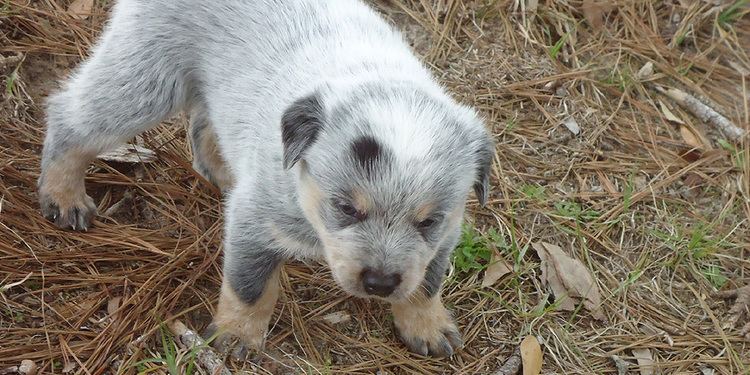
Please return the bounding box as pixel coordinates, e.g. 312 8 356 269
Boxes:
718 0 749 28
549 33 569 59
452 225 493 274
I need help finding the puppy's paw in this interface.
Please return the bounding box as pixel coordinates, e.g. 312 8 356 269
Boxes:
38 157 96 231
206 280 279 362
39 190 96 231
392 297 463 357
204 322 265 362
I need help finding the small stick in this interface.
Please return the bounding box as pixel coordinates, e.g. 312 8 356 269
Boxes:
656 86 746 141
102 191 133 217
493 347 522 375
1 273 33 293
168 320 232 375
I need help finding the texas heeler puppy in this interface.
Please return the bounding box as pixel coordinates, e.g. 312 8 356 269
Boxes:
38 0 493 358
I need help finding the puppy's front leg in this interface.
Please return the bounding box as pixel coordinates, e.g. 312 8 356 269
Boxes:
391 291 462 358
391 246 462 358
207 238 285 360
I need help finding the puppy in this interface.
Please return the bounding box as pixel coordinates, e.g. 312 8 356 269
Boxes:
38 0 493 358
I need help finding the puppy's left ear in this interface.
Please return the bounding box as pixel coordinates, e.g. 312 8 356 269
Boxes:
472 129 494 207
281 93 324 169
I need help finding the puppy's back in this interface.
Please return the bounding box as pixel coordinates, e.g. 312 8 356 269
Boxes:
104 0 440 170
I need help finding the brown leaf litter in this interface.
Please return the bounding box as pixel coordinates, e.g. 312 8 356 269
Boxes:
519 335 542 375
533 242 606 321
716 285 750 340
482 253 513 287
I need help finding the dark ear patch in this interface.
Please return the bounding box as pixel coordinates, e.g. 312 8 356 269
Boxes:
281 94 324 169
351 136 382 176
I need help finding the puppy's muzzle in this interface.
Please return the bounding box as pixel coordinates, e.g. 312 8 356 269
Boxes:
361 268 401 297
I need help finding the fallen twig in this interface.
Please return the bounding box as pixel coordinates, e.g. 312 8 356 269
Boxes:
102 191 133 217
168 320 232 375
1 273 33 293
656 86 746 141
97 144 157 164
493 347 522 375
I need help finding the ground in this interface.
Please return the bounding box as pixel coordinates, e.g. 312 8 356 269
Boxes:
1 0 749 374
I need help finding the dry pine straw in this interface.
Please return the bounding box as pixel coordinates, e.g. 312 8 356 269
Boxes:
1 0 749 374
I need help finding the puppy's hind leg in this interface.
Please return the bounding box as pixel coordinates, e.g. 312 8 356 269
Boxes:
188 101 234 191
39 6 188 230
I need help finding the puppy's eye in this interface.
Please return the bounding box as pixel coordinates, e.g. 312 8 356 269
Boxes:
337 203 366 221
417 218 436 229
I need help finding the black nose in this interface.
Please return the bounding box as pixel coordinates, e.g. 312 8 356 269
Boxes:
361 269 401 297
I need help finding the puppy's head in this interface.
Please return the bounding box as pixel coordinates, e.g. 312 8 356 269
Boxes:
281 83 493 300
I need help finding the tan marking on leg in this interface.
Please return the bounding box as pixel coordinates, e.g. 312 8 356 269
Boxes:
392 293 451 342
213 266 280 350
39 149 93 208
391 291 462 357
39 148 97 229
195 128 234 190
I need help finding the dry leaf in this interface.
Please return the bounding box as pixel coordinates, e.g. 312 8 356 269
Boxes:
632 348 655 375
18 360 37 375
636 61 654 80
562 116 581 135
536 242 575 311
534 242 605 320
322 311 351 325
679 147 702 163
107 297 123 317
67 0 93 20
659 101 684 124
520 335 542 375
98 144 157 163
482 254 512 287
679 126 703 149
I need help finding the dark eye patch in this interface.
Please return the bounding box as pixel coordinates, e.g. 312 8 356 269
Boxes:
330 198 368 228
416 217 436 229
336 202 367 221
415 214 443 240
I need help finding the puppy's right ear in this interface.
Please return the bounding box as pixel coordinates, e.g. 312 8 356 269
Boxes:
281 93 324 169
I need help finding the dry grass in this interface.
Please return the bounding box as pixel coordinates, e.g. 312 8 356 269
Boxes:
1 0 749 374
